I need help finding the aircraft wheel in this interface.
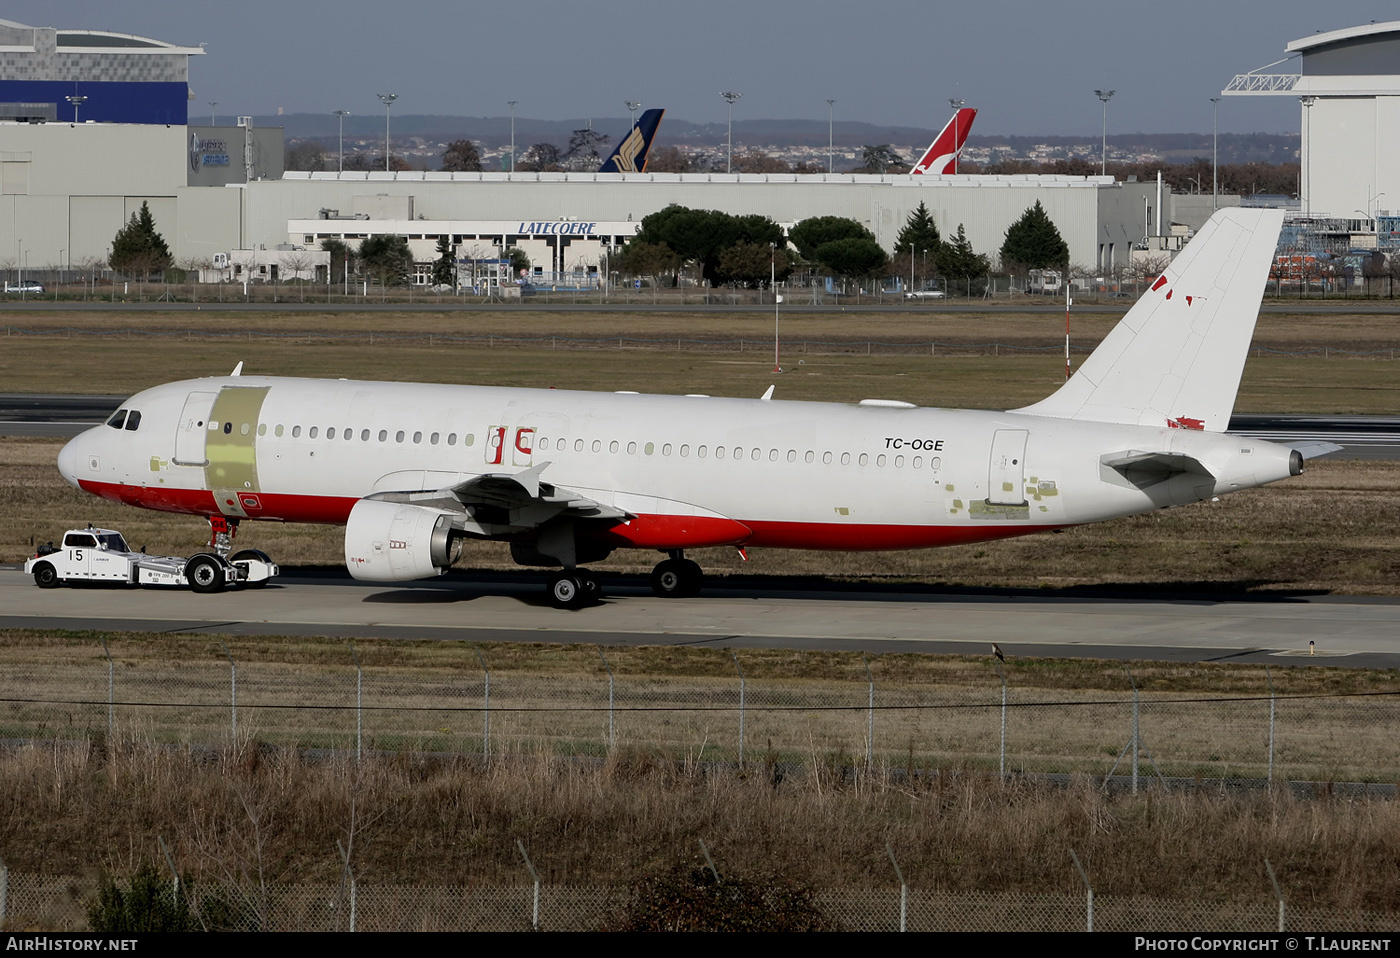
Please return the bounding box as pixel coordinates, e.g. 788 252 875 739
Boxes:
651 558 703 598
33 563 60 589
186 555 226 595
579 571 602 603
230 549 272 589
547 571 587 610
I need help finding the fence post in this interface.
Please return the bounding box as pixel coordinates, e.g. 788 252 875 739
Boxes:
1070 849 1093 932
157 834 180 908
1265 858 1285 932
1128 667 1140 794
600 650 615 752
219 642 236 742
885 844 907 933
994 657 1007 780
863 655 874 771
516 840 540 932
698 839 720 883
348 643 363 760
731 652 745 769
100 637 114 740
476 649 491 758
1266 666 1276 789
0 857 7 931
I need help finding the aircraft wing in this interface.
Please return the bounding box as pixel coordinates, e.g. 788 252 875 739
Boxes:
366 462 628 536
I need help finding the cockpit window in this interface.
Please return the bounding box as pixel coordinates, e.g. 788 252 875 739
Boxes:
95 533 130 552
106 409 127 429
124 410 141 431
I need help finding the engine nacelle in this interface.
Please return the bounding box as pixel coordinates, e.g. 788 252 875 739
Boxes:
344 499 460 581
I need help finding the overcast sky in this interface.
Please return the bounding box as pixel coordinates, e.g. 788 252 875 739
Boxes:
10 1 1400 135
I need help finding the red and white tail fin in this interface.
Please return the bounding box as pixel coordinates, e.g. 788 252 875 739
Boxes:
910 107 977 175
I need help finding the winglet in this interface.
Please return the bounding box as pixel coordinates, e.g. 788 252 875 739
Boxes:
230 361 244 377
760 385 775 401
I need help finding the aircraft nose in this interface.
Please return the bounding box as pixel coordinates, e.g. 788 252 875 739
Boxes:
57 433 83 488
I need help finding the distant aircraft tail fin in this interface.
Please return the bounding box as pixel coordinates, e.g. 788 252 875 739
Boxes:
1013 208 1285 432
598 108 665 173
910 107 977 175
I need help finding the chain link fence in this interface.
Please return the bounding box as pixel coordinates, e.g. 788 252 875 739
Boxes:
6 870 1399 932
2 638 1398 786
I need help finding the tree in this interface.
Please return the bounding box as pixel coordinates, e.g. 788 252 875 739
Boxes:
936 223 991 295
716 241 791 288
517 143 563 172
321 239 354 282
109 201 172 279
505 247 531 278
733 152 791 173
855 144 907 173
564 127 609 171
645 146 691 173
894 202 942 256
631 205 786 285
441 139 482 172
431 235 455 286
284 140 326 172
999 200 1070 271
811 237 887 281
788 216 876 263
617 241 682 287
357 234 412 286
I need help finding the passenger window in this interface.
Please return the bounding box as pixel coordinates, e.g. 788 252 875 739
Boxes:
125 411 142 431
240 422 250 436
327 427 336 439
840 452 850 465
876 454 886 467
859 453 869 466
447 433 457 445
430 432 440 445
309 426 319 439
627 441 636 455
716 447 726 460
258 423 267 437
378 430 387 442
768 449 778 462
698 445 707 458
344 428 352 441
396 431 405 443
592 440 602 453
106 410 127 429
822 452 832 464
223 422 233 434
574 439 584 452
291 425 302 438
895 455 905 468
644 442 654 455
539 437 550 451
464 433 475 447
413 431 422 444
805 451 814 463
930 457 942 469
913 456 923 468
663 443 673 456
275 424 284 438
361 429 370 441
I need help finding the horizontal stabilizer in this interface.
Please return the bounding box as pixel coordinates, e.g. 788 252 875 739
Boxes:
1015 208 1285 432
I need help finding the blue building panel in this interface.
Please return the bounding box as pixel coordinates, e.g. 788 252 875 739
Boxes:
0 80 189 125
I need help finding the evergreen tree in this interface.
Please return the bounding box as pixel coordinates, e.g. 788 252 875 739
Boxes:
788 216 876 262
935 224 991 294
108 201 172 279
812 237 888 281
999 200 1070 270
441 139 482 172
431 235 455 286
894 202 941 256
357 234 413 286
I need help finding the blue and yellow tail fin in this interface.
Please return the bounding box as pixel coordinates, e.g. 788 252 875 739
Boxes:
598 108 665 173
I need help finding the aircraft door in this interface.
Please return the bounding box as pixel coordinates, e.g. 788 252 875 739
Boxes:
986 429 1029 506
173 391 218 466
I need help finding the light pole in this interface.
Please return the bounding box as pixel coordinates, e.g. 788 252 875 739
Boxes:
948 97 965 173
333 110 349 172
208 101 217 126
377 93 398 172
720 91 742 173
826 99 836 173
1300 96 1315 220
1210 97 1222 210
625 100 641 130
65 94 86 125
508 100 517 173
1094 89 1115 176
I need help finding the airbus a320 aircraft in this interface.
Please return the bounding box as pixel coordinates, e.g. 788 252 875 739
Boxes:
52 209 1332 608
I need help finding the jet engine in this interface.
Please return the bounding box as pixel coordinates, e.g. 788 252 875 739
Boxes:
344 499 461 581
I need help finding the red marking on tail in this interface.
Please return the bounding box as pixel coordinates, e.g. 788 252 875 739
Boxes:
1151 275 1168 292
910 108 977 175
1167 416 1205 431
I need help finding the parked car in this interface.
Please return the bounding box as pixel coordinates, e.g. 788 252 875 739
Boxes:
4 281 44 293
905 286 945 300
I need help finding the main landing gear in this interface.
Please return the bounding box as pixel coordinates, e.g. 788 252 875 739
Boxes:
546 569 601 610
650 551 703 599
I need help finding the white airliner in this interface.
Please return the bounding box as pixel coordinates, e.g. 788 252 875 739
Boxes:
53 209 1332 608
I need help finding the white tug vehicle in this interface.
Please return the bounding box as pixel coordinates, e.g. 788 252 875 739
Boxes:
25 525 278 593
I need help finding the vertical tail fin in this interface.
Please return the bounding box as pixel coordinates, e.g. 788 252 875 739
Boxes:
1013 208 1284 432
910 107 977 175
598 108 666 173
